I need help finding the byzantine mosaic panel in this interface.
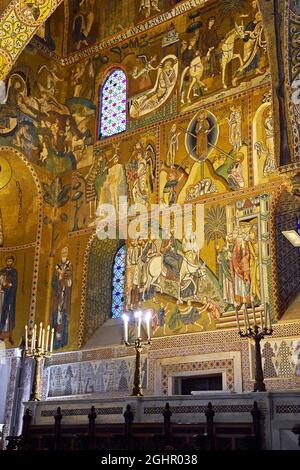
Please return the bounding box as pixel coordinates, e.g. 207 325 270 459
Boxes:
250 336 300 380
46 356 148 398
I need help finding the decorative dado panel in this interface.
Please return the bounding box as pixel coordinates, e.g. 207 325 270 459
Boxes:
45 356 147 398
41 322 300 399
250 337 300 380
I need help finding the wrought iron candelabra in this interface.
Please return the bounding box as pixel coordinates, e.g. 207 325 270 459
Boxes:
122 310 152 397
235 302 273 392
25 323 55 401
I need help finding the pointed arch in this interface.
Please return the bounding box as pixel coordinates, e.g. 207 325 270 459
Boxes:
111 244 126 319
98 69 127 139
79 236 124 347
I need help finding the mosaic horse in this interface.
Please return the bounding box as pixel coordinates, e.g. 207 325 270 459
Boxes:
142 252 207 301
221 23 246 89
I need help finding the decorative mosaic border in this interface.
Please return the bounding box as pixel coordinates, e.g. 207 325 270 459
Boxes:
144 404 253 415
41 407 123 417
276 405 300 414
0 0 64 80
160 359 234 395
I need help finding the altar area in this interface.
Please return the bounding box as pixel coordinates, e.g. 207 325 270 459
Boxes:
1 319 300 451
19 392 300 451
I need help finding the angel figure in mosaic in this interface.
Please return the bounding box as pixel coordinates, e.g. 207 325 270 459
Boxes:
131 55 159 80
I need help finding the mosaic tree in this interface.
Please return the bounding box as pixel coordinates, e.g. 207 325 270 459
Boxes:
204 206 227 257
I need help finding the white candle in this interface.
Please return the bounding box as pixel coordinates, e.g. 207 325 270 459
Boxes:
134 311 142 338
45 325 50 353
25 325 28 351
38 322 43 348
50 328 54 353
145 311 152 341
32 324 37 352
122 314 129 343
41 328 45 353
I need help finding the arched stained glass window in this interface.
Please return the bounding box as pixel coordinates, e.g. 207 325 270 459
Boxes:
111 244 126 318
99 69 127 139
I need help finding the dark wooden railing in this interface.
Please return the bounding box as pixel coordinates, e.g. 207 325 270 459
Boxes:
6 401 263 451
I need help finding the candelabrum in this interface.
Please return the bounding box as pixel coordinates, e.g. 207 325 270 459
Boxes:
122 310 152 397
235 301 273 392
25 323 55 401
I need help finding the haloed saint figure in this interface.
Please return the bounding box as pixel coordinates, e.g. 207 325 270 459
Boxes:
51 247 72 350
0 255 18 345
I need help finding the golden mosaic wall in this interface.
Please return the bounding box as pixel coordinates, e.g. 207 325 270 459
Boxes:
0 0 299 352
0 0 64 80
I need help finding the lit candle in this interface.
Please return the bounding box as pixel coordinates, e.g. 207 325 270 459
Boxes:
25 325 28 351
234 305 241 332
122 314 129 343
50 328 54 353
145 310 152 341
251 300 257 327
134 310 142 338
45 325 50 353
32 324 37 352
41 328 45 353
38 322 43 348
